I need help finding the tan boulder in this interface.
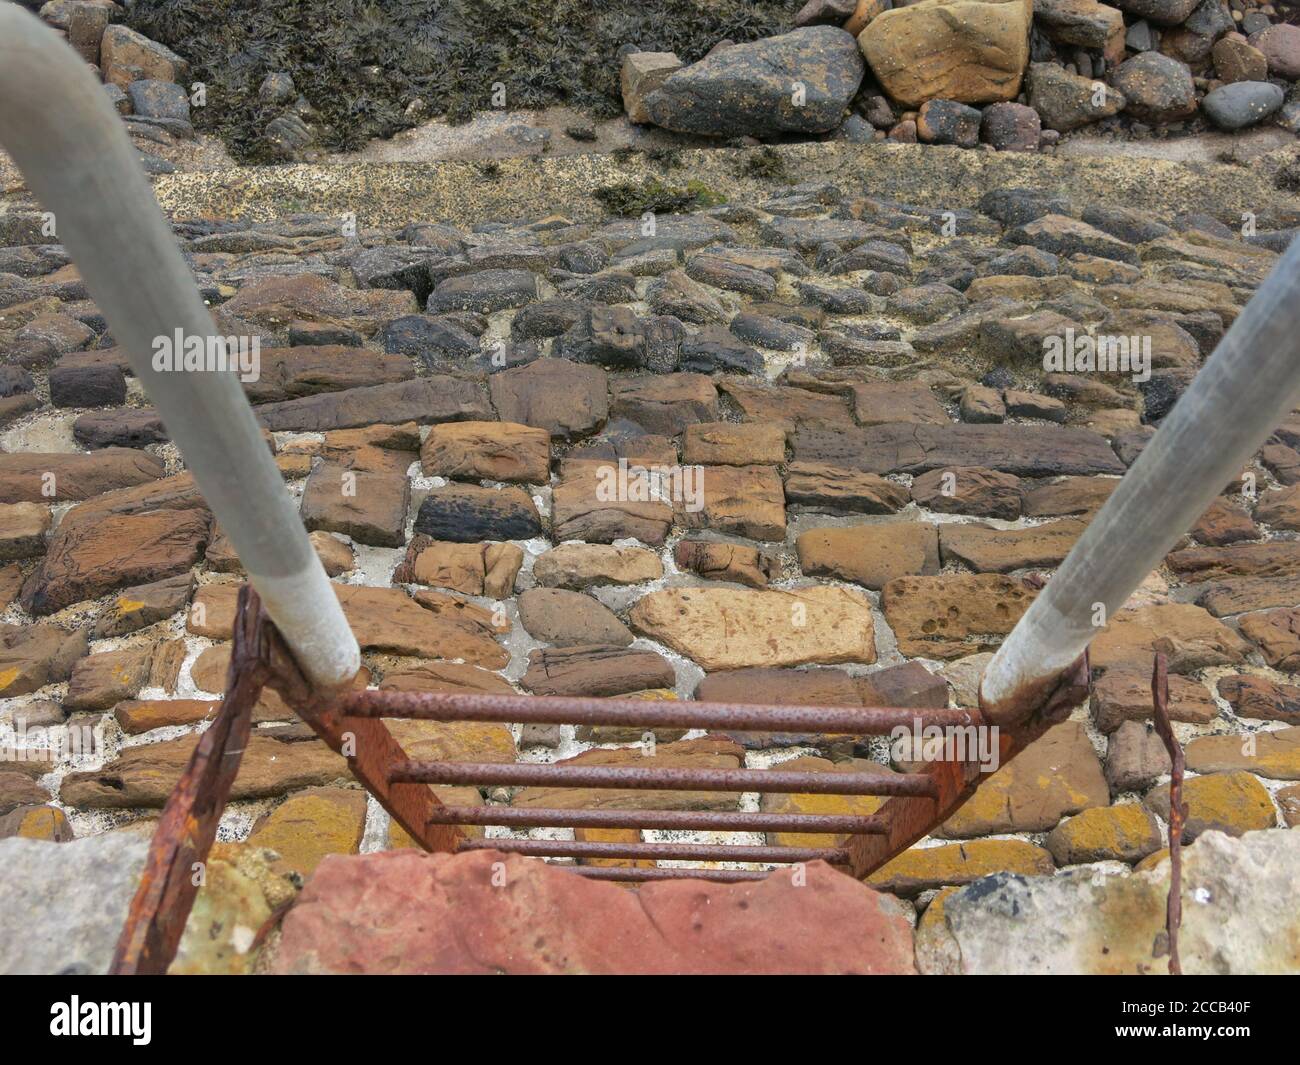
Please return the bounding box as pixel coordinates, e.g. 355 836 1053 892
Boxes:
0 804 75 842
686 464 786 541
100 24 189 88
868 838 1054 896
620 52 682 124
937 518 1086 573
115 698 220 734
61 734 349 809
1045 804 1164 865
783 462 909 513
1145 771 1277 840
674 540 777 588
551 464 673 545
682 422 786 467
0 502 50 560
520 645 676 698
1090 667 1217 733
379 660 513 696
1185 727 1300 782
63 645 155 712
336 584 509 667
248 787 369 877
858 0 1033 108
846 0 891 35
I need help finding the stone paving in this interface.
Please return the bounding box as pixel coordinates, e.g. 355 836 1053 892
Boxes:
2 170 1300 968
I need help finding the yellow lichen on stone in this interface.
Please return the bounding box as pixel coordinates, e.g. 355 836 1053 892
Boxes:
1145 771 1277 838
868 838 1055 896
248 787 368 877
3 805 74 841
1046 804 1163 864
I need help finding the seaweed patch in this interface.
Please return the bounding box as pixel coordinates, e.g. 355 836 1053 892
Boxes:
128 0 792 162
592 178 727 216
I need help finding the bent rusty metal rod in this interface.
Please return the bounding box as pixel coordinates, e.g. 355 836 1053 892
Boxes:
0 5 358 690
1151 654 1185 976
983 235 1300 726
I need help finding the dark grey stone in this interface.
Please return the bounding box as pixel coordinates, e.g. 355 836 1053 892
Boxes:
643 27 865 137
1201 81 1285 130
126 79 190 122
426 269 538 314
48 363 127 408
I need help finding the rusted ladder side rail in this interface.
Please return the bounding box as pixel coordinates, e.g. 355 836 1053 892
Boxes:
111 588 465 975
111 588 269 975
268 665 467 857
845 655 1091 879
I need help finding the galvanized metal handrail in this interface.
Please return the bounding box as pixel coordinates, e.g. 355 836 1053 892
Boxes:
0 6 359 688
984 235 1300 724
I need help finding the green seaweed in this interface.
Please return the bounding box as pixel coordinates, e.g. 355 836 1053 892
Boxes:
645 145 686 170
128 0 792 162
732 145 791 182
592 178 726 216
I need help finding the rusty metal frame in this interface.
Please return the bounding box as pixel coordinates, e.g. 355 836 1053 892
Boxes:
111 585 1092 974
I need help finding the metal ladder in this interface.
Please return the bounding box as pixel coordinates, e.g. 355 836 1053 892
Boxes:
3 4 1297 975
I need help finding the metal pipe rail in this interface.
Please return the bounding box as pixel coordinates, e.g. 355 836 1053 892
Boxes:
0 5 359 689
983 234 1300 724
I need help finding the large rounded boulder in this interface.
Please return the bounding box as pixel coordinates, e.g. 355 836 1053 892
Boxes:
643 26 865 137
858 0 1033 109
1112 51 1197 123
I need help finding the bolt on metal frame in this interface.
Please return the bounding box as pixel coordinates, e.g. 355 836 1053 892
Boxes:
2 3 1297 976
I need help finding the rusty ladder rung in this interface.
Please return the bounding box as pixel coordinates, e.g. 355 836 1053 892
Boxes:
425 806 889 834
456 838 848 864
343 689 983 735
568 867 773 883
391 760 941 797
